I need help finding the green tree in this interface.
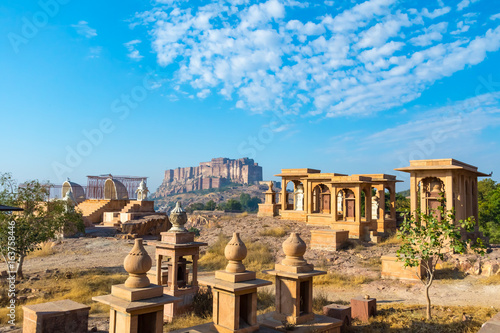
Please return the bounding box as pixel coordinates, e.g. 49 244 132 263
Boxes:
221 199 242 211
397 197 485 319
239 193 251 208
186 202 205 213
204 200 216 211
245 196 262 212
238 193 261 212
395 193 410 211
477 179 500 243
0 173 84 279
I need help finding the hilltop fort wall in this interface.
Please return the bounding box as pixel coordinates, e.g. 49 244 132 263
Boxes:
154 157 262 197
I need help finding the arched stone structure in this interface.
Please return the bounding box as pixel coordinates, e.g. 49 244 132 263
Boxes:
395 159 489 237
269 168 400 239
61 179 86 203
104 178 129 200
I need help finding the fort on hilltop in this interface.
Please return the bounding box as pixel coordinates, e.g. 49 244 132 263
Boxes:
154 157 263 197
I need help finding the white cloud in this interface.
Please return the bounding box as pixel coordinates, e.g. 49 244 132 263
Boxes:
197 89 211 98
491 13 500 20
88 46 102 59
410 22 448 46
349 92 500 163
356 13 411 48
457 0 480 11
71 21 97 38
138 0 500 117
421 7 451 19
124 40 143 61
451 21 470 35
329 0 397 33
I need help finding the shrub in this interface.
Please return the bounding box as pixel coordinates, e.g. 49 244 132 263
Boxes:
193 288 213 318
259 227 287 237
313 291 330 313
314 272 372 287
188 227 201 236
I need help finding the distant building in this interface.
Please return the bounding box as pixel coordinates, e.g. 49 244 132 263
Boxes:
154 157 263 197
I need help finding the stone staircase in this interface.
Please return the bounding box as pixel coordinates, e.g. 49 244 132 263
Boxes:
76 200 128 225
120 202 141 214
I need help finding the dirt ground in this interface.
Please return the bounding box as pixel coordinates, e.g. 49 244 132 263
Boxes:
2 214 500 331
19 214 500 307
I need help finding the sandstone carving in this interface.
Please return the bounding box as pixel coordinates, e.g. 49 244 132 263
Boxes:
123 238 152 288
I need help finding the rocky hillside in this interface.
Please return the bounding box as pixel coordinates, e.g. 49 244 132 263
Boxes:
153 157 262 197
154 183 267 213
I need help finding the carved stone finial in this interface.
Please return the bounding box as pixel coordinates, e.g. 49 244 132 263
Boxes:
224 233 247 273
123 238 152 288
267 181 274 192
281 233 308 267
169 201 188 232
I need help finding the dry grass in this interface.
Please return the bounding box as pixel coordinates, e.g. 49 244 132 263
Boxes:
435 262 466 282
199 233 229 271
348 304 497 332
377 232 402 246
478 274 500 285
360 257 382 270
313 291 331 312
27 241 55 258
198 233 274 273
257 288 275 313
163 313 211 332
259 227 287 237
238 212 249 218
352 243 366 254
314 272 373 287
0 269 127 325
245 242 274 273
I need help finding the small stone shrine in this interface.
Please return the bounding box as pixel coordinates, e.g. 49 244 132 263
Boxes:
257 181 279 217
93 238 178 333
147 201 207 322
260 233 342 332
198 232 272 333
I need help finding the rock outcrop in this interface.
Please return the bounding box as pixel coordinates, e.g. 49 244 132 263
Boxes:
120 215 171 236
153 157 262 197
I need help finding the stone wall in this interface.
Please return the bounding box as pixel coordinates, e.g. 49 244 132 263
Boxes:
154 157 262 197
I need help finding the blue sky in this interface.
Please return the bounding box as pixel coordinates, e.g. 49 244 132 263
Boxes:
1 0 500 193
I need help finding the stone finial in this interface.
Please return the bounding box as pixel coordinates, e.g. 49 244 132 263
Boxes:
281 233 308 267
267 181 274 192
224 233 247 273
123 238 152 288
169 201 188 232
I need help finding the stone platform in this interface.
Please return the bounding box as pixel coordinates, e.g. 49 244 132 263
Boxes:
310 229 349 251
381 255 425 281
258 312 342 333
169 314 342 333
23 299 89 333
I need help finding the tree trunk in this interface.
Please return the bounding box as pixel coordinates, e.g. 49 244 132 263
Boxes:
425 283 431 319
16 255 24 280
